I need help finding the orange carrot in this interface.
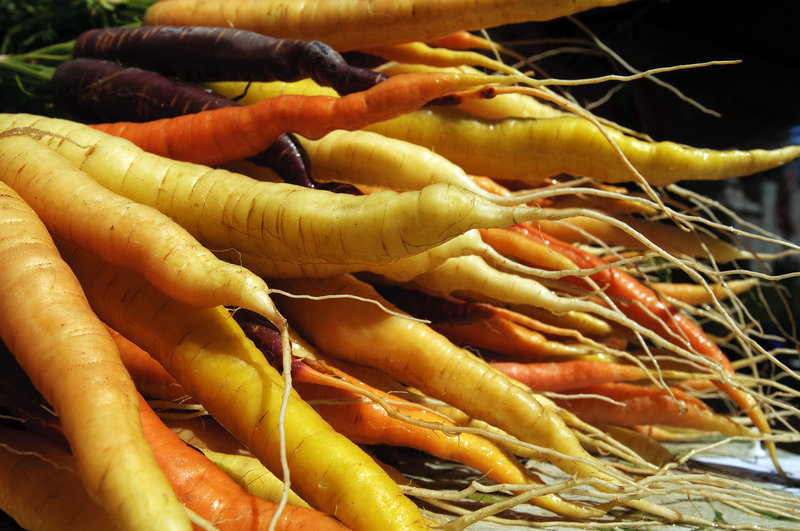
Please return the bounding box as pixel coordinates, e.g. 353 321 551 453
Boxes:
107 326 188 402
289 358 601 518
0 181 189 531
489 360 650 392
554 383 752 437
137 394 349 531
91 71 502 166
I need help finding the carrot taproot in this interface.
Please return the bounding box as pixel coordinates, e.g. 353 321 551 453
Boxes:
89 70 504 167
73 25 386 95
363 107 800 186
270 274 622 483
554 382 753 437
0 181 190 531
488 360 651 392
142 0 634 51
651 278 759 306
199 448 312 508
360 41 521 75
166 416 254 457
137 394 349 530
289 359 602 519
59 241 432 531
0 113 601 274
107 326 188 402
0 427 117 531
0 131 291 359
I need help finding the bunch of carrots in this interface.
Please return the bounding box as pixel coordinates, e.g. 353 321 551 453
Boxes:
1 0 800 530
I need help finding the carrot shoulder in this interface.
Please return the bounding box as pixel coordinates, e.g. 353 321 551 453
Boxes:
0 182 189 531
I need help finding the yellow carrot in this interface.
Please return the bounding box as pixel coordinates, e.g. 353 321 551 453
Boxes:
0 182 190 531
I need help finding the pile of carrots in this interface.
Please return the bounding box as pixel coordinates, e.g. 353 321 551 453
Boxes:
1 0 799 530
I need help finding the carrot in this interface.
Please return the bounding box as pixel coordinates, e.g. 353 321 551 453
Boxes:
289 359 602 519
425 30 505 51
142 0 634 51
199 448 312 508
60 242 432 531
270 274 622 483
0 113 590 273
651 278 759 306
363 107 800 186
504 224 781 468
529 215 753 263
73 25 386 95
0 131 290 358
375 283 609 360
137 394 349 530
554 383 753 437
0 181 190 530
488 360 652 392
52 57 350 193
108 326 188 402
0 427 117 531
89 70 506 166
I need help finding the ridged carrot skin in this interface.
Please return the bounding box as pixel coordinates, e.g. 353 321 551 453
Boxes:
143 0 633 51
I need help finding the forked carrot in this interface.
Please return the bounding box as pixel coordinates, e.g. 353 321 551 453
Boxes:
137 394 349 530
0 181 190 531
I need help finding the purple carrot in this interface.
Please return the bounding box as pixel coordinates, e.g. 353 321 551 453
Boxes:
52 58 360 193
73 26 387 95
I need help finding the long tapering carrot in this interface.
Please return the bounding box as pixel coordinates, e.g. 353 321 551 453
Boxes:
0 113 576 273
0 181 190 531
137 394 349 530
143 0 634 51
488 360 651 392
90 71 503 166
363 107 800 186
270 274 620 483
554 383 753 437
289 359 601 518
59 241 431 531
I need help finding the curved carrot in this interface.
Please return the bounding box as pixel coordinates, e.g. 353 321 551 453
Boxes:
0 181 189 531
90 71 501 166
138 395 349 531
143 0 634 51
554 383 753 437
